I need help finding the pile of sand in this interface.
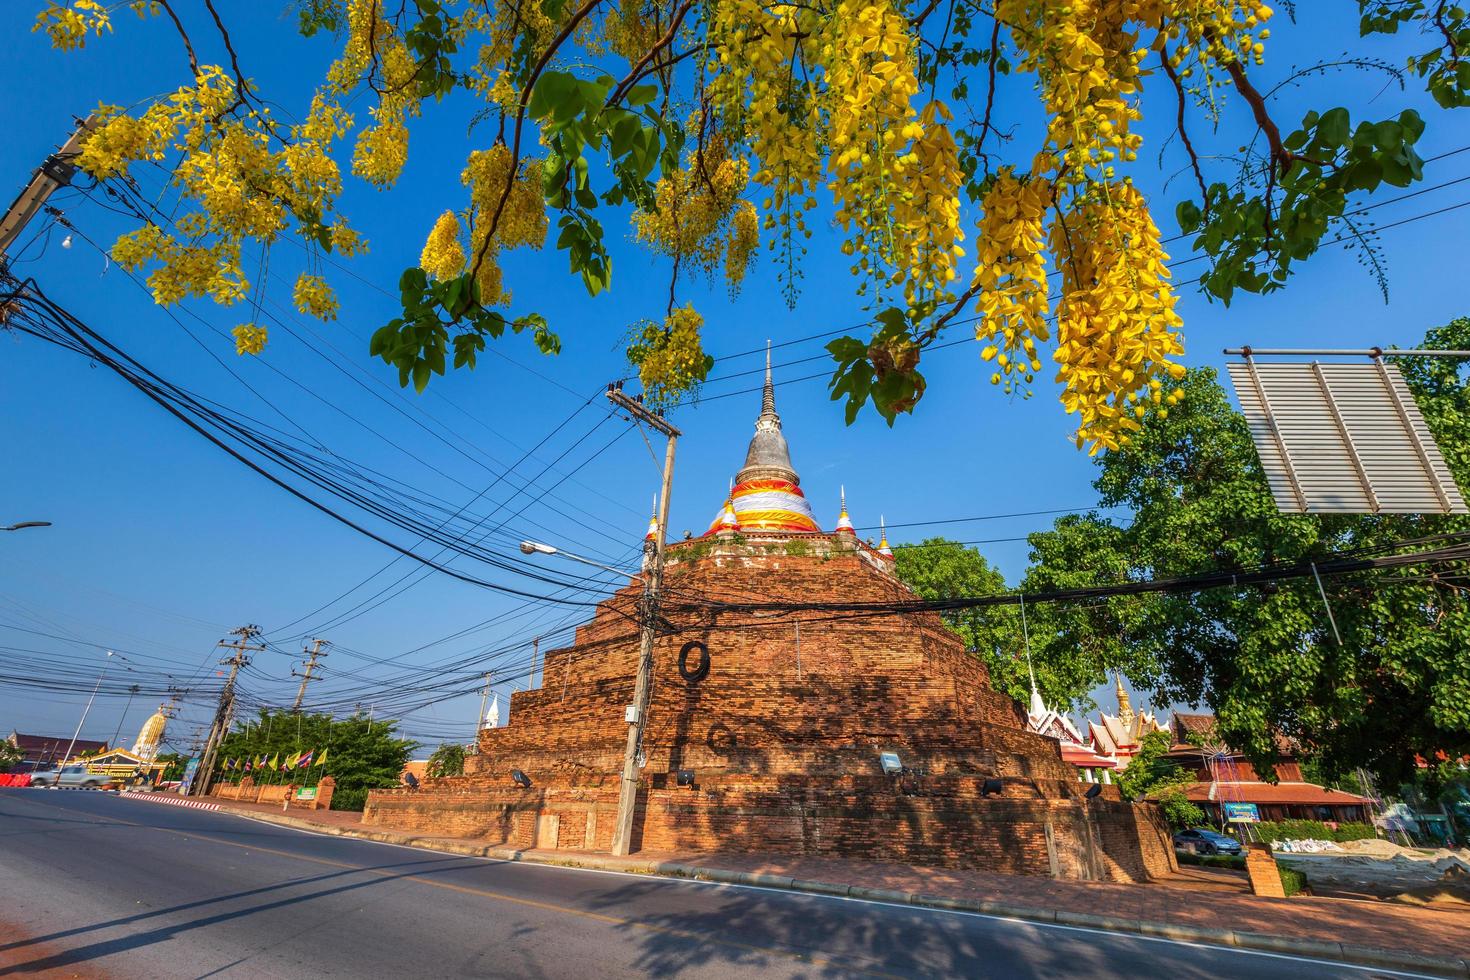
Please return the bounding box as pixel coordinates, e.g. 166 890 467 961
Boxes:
1388 862 1470 908
1336 838 1428 859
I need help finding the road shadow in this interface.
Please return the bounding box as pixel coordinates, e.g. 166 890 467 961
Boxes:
0 853 490 976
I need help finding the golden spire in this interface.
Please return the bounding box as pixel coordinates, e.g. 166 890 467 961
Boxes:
878 515 892 557
1114 673 1135 731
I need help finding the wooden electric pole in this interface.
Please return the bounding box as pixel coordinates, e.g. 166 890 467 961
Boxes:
605 382 680 857
291 638 329 712
192 625 264 796
0 115 96 262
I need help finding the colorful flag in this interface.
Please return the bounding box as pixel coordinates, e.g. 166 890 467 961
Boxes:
296 749 314 769
268 753 280 771
285 751 300 769
243 757 253 772
315 748 328 770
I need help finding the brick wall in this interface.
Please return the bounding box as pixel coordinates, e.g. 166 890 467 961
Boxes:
368 546 1174 881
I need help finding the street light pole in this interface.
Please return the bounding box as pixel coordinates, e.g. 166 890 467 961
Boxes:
60 650 113 768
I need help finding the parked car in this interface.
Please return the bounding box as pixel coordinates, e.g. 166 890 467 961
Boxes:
27 764 113 789
1173 827 1243 855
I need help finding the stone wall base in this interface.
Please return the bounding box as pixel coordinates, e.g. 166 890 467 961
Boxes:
364 776 1176 883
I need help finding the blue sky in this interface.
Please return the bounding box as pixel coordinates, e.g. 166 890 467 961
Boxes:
2 4 1467 755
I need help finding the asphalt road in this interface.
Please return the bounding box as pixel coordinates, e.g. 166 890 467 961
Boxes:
0 789 1417 979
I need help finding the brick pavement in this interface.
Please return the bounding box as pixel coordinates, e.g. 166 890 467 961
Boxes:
192 795 1468 962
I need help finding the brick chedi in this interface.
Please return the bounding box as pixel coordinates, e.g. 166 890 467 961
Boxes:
363 355 1176 881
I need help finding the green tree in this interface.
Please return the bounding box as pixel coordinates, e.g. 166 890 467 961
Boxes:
0 740 23 773
215 709 414 811
1113 730 1207 828
1025 318 1470 787
154 752 189 782
426 742 466 778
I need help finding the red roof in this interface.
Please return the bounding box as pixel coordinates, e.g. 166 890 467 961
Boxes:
7 732 109 763
1180 781 1371 805
1060 743 1119 769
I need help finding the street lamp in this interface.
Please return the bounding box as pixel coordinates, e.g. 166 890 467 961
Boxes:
2 521 51 531
59 650 128 768
519 540 635 579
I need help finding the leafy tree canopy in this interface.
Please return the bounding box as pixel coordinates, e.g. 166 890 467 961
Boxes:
0 740 23 773
426 741 467 778
1112 729 1206 827
216 708 415 801
1022 317 1470 787
894 536 1100 708
31 0 1470 450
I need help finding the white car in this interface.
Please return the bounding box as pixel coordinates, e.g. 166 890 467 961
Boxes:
28 764 113 789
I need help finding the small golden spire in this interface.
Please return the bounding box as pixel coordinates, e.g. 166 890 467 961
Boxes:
1114 673 1135 731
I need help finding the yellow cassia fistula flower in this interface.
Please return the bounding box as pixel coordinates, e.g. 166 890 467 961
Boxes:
232 323 268 356
420 210 465 281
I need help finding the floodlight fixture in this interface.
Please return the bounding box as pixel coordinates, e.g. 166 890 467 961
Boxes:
1084 782 1103 800
675 769 696 788
981 778 1003 797
510 768 532 788
878 751 903 776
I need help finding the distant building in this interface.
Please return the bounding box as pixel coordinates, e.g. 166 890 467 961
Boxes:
1083 676 1169 771
1162 713 1371 823
5 731 109 772
1025 674 1168 781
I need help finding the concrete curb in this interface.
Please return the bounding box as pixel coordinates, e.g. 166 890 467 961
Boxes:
221 806 1469 978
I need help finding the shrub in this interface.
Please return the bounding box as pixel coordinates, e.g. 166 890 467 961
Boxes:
1176 851 1246 870
1276 863 1309 897
330 786 370 812
1253 820 1377 843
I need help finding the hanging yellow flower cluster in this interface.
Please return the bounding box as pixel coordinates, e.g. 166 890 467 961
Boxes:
1051 183 1186 453
461 144 548 306
999 0 1145 184
707 0 824 296
232 323 269 356
725 202 761 293
32 0 112 52
420 210 466 282
293 273 340 321
973 171 1052 395
633 130 753 286
333 2 420 190
35 0 1288 452
626 305 710 408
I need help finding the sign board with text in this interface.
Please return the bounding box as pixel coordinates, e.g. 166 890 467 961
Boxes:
1224 802 1260 824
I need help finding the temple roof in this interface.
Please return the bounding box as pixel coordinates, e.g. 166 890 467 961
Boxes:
706 345 821 535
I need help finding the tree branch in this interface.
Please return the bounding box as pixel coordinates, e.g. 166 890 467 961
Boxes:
1160 52 1209 213
608 0 695 107
468 0 604 285
156 0 199 78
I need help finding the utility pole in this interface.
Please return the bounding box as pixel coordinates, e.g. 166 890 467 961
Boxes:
605 382 680 857
193 625 263 796
0 115 96 263
291 638 329 713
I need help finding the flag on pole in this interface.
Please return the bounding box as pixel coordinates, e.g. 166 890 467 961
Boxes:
296 749 314 769
315 748 328 770
243 757 253 772
286 751 300 769
268 753 280 771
